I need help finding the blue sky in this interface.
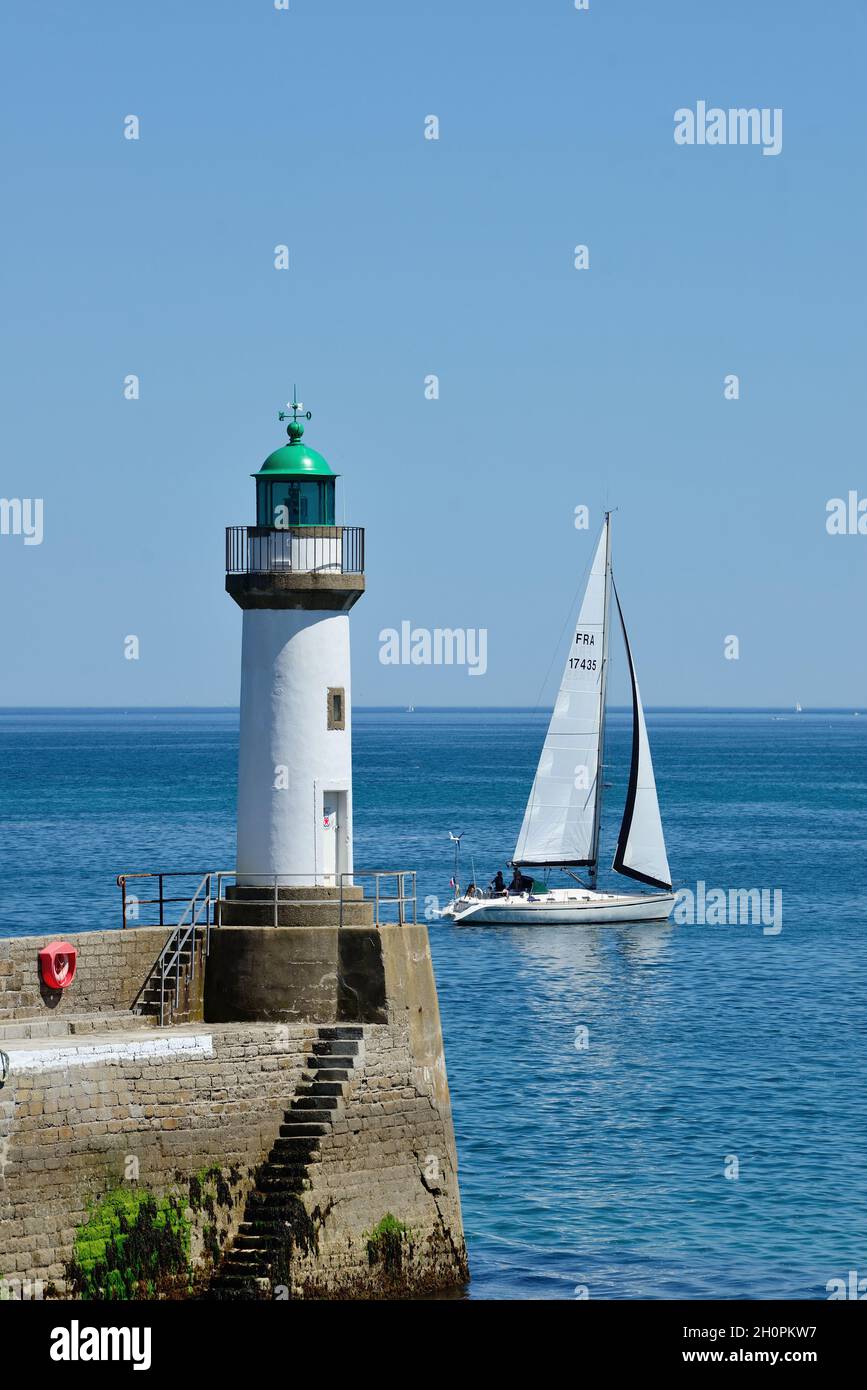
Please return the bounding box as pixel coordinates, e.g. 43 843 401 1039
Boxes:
1 0 864 707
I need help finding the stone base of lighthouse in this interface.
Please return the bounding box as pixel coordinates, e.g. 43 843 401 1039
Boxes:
0 919 468 1300
218 883 374 928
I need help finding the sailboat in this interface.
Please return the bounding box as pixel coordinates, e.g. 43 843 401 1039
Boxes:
442 513 675 926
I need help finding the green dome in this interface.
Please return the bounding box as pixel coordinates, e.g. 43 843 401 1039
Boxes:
255 402 339 485
254 442 336 479
254 417 334 478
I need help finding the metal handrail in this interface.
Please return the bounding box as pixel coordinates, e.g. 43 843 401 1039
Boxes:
225 525 364 576
340 870 417 927
153 872 212 1027
118 869 417 932
117 871 217 927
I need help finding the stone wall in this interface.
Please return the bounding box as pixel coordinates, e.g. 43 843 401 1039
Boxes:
0 1023 311 1288
0 1019 466 1297
0 917 467 1297
295 1023 466 1297
0 928 170 1022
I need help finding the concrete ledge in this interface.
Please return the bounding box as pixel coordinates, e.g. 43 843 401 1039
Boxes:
2 1030 214 1073
226 573 365 611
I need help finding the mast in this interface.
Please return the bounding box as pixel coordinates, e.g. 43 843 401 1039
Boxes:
588 512 612 889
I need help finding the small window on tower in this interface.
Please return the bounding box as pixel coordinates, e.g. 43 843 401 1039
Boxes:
327 687 345 730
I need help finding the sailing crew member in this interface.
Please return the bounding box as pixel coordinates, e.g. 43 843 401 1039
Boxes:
509 867 533 895
490 870 506 896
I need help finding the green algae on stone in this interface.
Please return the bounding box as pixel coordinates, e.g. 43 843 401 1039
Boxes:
65 1187 191 1300
365 1214 412 1275
189 1164 239 1219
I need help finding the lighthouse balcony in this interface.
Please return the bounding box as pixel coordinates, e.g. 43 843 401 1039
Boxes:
227 524 363 575
225 525 365 611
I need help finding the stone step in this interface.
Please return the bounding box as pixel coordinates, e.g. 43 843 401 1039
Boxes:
278 1120 330 1136
307 1051 356 1068
211 1274 270 1295
290 1095 340 1111
248 1193 311 1215
248 1173 309 1195
70 1014 159 1035
272 1129 321 1147
311 1040 359 1058
317 1025 364 1041
270 1136 320 1158
224 1253 270 1270
222 1250 269 1270
141 968 192 983
280 1113 334 1131
303 1068 350 1083
311 1039 358 1056
258 1162 310 1180
0 1012 161 1041
237 1225 281 1242
3 1022 62 1042
295 1081 344 1098
144 952 193 972
279 1122 330 1141
257 1173 308 1195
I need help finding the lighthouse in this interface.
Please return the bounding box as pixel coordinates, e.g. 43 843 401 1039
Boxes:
225 395 365 892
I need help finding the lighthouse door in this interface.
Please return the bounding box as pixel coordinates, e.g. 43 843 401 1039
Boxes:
322 798 339 885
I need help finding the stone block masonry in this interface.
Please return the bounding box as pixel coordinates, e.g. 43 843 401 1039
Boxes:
295 1025 466 1297
0 1020 466 1296
0 928 171 1022
0 917 467 1297
0 1023 310 1288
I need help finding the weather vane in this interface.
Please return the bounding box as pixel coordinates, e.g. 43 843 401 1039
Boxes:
278 384 312 426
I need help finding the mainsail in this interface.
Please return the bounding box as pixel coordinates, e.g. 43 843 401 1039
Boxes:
611 583 671 890
513 516 611 867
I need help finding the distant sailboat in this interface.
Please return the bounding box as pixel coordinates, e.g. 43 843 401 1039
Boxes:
442 514 675 926
795 702 803 713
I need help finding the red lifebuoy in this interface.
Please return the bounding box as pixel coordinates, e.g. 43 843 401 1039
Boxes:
38 941 77 990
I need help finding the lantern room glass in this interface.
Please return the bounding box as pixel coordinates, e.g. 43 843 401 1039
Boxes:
256 477 336 528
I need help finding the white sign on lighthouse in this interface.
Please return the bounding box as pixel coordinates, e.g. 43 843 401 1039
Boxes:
226 396 365 889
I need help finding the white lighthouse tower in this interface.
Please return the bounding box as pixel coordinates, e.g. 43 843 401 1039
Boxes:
226 395 365 890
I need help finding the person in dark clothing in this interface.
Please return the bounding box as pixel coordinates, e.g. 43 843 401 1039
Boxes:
491 870 506 896
509 867 533 895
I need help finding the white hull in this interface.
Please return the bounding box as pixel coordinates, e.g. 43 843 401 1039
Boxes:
441 888 675 927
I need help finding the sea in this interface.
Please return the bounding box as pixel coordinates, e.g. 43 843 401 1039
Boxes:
1 706 865 1300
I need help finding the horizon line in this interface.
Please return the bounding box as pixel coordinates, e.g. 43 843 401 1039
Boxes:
0 705 864 714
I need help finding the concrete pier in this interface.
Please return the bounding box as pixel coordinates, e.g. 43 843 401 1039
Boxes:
0 921 467 1299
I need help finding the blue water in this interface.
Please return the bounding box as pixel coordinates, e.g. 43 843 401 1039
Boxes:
2 707 866 1300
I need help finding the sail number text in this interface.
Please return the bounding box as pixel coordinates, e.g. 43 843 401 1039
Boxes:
570 632 597 671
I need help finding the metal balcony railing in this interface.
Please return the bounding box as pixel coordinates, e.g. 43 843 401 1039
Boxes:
225 525 364 576
116 869 417 932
